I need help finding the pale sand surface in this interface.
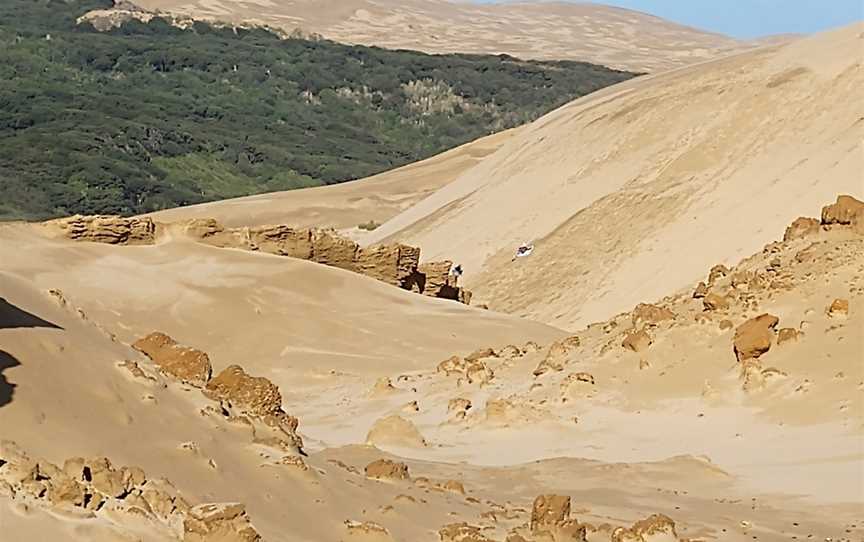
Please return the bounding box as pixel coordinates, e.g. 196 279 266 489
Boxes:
121 0 749 72
1 209 861 541
366 23 864 330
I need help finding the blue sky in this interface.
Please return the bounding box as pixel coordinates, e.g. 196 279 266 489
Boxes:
474 1 864 39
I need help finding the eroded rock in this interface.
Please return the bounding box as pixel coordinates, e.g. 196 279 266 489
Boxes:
46 215 156 245
204 365 282 417
133 332 212 387
365 459 409 481
733 314 779 362
183 503 262 542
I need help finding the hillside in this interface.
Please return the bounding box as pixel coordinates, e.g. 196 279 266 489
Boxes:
365 23 864 329
1 196 862 541
109 0 747 73
0 0 634 221
147 128 520 231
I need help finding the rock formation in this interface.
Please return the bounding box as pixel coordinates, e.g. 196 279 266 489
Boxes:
783 217 821 241
46 215 156 245
611 514 678 542
437 355 494 386
631 303 675 327
364 459 410 481
0 441 262 541
133 332 212 387
184 503 262 542
204 365 283 417
821 194 864 233
184 218 470 303
733 314 779 362
438 522 495 542
827 298 849 318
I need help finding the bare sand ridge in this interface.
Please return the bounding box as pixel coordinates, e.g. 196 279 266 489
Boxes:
148 128 519 234
366 23 864 329
1 197 862 541
104 0 747 73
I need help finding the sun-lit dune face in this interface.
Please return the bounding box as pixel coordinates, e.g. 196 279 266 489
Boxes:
367 23 864 329
117 0 747 72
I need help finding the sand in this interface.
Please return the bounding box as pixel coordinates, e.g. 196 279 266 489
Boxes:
113 0 751 73
366 23 864 330
2 18 863 542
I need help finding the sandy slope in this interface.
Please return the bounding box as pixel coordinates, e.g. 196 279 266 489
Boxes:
120 0 746 73
366 23 864 329
147 128 519 232
1 200 862 541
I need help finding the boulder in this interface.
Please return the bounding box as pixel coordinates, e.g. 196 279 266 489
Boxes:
464 347 497 362
204 365 283 417
534 341 570 377
183 503 262 542
784 217 821 241
827 298 849 318
692 282 708 299
133 332 212 387
733 314 779 362
364 459 409 481
46 215 156 245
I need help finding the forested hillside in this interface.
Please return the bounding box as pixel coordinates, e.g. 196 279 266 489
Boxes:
0 0 637 220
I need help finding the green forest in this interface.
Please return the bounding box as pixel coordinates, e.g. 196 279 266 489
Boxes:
0 0 637 220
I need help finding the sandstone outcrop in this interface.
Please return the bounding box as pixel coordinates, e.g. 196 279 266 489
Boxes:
437 355 494 386
205 365 283 417
0 442 262 540
733 314 779 362
783 217 821 241
184 503 262 542
821 194 864 233
515 494 588 542
631 303 675 327
611 514 678 542
133 332 212 387
46 215 156 245
438 522 495 542
184 218 471 303
364 459 410 481
408 260 473 303
533 337 580 378
356 243 421 288
345 520 395 541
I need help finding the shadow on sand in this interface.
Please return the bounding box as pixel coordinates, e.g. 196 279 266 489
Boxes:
0 297 62 407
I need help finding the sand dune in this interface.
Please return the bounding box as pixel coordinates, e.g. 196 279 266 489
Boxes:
147 128 520 233
366 23 864 329
2 196 862 541
115 0 747 73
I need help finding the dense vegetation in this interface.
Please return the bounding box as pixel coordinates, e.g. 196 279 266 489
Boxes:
0 0 637 220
